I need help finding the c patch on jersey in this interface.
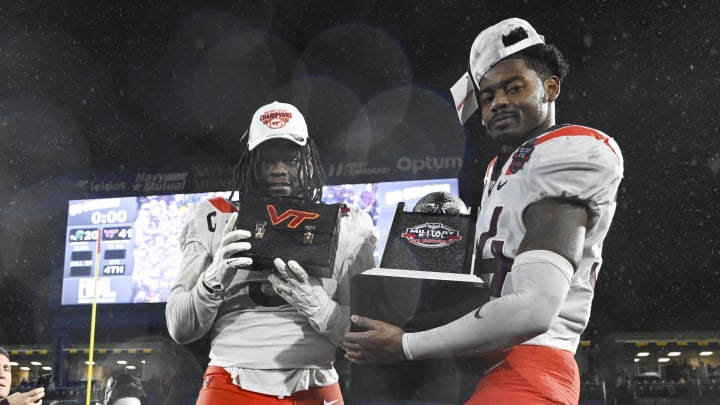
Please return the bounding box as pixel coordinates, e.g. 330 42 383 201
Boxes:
401 222 463 248
506 139 536 175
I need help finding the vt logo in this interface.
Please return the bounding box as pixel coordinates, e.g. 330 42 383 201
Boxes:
266 205 320 228
103 228 120 238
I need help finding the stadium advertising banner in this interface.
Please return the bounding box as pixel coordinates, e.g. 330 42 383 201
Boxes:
80 153 463 199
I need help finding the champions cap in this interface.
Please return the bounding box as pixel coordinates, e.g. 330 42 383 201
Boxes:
247 101 308 151
468 17 545 88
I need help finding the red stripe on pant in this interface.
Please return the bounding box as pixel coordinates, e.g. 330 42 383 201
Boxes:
196 366 345 405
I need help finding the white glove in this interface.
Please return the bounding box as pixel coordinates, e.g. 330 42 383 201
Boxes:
268 258 335 331
203 212 253 291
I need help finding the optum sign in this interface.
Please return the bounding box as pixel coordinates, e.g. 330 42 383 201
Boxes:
396 156 463 175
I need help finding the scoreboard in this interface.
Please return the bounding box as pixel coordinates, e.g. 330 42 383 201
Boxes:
58 178 460 306
62 197 140 305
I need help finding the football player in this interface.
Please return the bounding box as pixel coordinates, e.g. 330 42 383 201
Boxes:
166 101 377 405
344 18 624 405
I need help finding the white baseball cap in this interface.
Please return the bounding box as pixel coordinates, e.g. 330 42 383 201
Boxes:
468 18 545 88
450 18 545 124
247 101 308 151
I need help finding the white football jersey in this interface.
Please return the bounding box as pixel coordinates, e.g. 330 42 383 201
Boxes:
166 196 376 393
476 124 623 353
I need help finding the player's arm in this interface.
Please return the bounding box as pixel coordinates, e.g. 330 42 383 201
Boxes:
269 209 377 347
166 210 252 345
318 235 377 346
333 208 378 308
345 198 588 362
269 244 370 347
165 240 222 345
519 197 588 265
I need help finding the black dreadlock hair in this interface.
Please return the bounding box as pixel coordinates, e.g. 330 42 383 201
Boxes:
229 137 326 203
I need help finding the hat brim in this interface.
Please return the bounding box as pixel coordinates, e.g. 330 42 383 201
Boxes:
247 133 308 150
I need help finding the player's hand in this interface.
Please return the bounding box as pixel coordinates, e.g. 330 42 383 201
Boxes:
268 259 332 328
5 387 45 404
203 212 253 291
344 315 406 364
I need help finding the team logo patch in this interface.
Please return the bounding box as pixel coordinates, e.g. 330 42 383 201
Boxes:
506 139 536 174
401 223 463 248
259 108 293 129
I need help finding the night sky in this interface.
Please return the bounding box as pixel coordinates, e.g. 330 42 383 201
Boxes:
0 0 719 346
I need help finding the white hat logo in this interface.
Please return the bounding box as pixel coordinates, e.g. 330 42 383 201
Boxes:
260 109 293 129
